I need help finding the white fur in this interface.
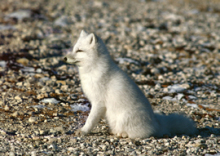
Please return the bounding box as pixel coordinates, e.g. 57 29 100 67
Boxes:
64 30 196 138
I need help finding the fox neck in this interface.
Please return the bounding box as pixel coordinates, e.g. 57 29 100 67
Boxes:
78 54 113 77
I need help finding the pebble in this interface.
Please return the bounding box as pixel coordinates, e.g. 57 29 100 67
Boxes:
31 151 36 156
28 117 38 123
14 96 22 101
16 58 29 66
6 9 31 21
16 82 23 86
12 111 19 117
40 98 60 104
4 105 10 111
9 152 15 156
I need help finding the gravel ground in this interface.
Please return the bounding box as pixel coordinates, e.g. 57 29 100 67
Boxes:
0 0 220 155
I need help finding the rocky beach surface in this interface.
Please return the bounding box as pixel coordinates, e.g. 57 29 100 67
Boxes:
0 0 220 155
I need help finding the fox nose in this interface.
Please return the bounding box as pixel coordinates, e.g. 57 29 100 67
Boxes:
63 57 67 62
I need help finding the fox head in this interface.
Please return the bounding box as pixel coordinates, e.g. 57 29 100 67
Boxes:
64 30 109 68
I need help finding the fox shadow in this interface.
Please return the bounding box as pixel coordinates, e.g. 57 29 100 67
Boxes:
161 127 220 138
196 127 220 137
67 126 220 139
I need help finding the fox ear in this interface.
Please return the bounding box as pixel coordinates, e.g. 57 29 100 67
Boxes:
80 30 88 37
88 33 97 45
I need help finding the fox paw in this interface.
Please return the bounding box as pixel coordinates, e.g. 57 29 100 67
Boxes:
116 132 128 138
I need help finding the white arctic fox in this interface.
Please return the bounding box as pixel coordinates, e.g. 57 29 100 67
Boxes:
64 30 196 138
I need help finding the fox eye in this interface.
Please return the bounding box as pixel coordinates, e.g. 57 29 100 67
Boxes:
76 49 83 53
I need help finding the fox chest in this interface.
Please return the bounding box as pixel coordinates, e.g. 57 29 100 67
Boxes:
80 76 105 103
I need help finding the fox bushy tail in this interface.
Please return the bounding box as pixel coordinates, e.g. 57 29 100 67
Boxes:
155 113 196 137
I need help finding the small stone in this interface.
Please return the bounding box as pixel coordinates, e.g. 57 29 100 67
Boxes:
54 117 59 120
0 129 7 135
9 152 15 156
15 96 22 101
57 65 67 71
40 98 60 104
7 9 31 20
31 151 36 156
51 76 56 80
179 83 190 89
124 45 132 50
4 105 10 111
158 75 164 80
70 94 78 100
16 58 29 66
53 112 58 117
210 134 215 138
34 74 44 78
39 130 44 135
16 82 23 86
100 145 107 151
50 128 56 134
56 80 66 85
37 94 45 99
70 137 77 143
151 68 160 75
48 144 58 150
32 136 40 140
110 138 114 142
55 89 61 94
155 84 161 89
12 111 19 117
61 85 68 91
34 130 39 135
210 92 217 97
29 117 38 123
177 93 184 100
93 1 108 7
67 147 75 152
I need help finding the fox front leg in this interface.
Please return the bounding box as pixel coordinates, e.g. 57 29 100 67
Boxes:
75 104 106 136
